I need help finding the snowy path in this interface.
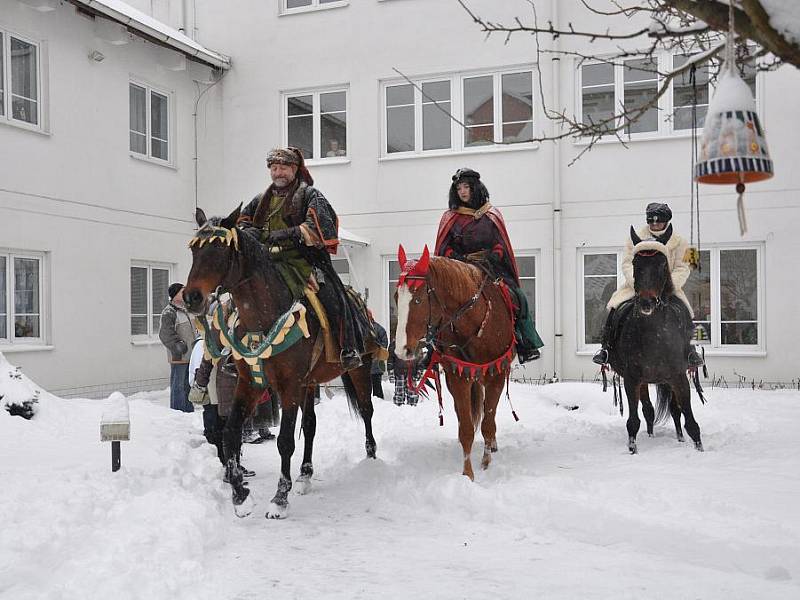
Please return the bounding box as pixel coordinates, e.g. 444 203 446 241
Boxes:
1 375 798 599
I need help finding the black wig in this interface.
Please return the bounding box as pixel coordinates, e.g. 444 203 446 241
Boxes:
448 168 490 210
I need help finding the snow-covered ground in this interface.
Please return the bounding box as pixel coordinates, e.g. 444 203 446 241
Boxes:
1 355 798 600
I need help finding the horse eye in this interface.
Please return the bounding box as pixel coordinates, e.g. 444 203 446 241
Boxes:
413 296 422 305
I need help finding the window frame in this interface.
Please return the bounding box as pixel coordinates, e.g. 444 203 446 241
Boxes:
280 0 349 16
577 244 765 355
129 79 174 165
515 253 539 324
381 66 536 158
0 250 46 346
576 51 762 141
130 262 172 340
684 244 765 353
0 27 43 131
282 85 350 165
577 248 623 352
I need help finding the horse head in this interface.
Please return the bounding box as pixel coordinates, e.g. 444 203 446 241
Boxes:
183 204 242 315
394 244 433 362
630 225 674 316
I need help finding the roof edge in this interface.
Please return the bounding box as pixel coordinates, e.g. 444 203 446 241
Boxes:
68 0 231 70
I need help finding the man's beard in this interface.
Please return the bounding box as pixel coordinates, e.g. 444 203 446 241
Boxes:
271 175 294 189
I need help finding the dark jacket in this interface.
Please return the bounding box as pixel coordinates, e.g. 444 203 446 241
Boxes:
370 322 389 375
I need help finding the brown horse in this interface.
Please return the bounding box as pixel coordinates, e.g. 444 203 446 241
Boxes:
183 205 377 519
394 246 515 480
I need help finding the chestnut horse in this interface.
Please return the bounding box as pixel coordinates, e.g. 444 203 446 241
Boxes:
609 226 704 454
183 205 377 519
394 246 516 480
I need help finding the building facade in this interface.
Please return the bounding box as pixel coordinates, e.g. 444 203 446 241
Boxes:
2 0 798 394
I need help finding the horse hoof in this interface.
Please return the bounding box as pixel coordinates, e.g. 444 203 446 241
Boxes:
489 440 498 453
295 475 312 495
677 434 685 442
365 441 377 459
233 493 253 518
266 502 289 519
647 432 654 438
481 454 491 470
628 443 638 455
694 441 704 452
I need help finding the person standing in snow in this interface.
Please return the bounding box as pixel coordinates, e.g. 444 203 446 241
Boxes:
369 320 389 399
592 202 704 368
159 283 196 413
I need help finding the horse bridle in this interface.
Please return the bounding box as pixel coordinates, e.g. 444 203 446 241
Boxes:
404 272 491 356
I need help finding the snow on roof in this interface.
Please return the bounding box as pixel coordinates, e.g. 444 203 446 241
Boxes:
71 0 231 69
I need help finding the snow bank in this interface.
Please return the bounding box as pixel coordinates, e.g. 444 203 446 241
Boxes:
0 375 798 599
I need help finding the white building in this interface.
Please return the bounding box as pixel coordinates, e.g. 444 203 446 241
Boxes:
2 0 798 395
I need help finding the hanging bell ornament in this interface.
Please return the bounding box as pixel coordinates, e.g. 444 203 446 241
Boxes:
694 67 773 235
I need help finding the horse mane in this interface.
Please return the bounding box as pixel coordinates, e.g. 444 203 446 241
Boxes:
207 216 271 272
428 256 484 301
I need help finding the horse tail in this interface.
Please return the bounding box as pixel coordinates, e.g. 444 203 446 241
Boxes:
470 382 484 433
340 371 365 422
655 383 673 425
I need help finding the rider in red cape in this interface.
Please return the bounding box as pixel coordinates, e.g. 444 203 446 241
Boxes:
435 168 543 363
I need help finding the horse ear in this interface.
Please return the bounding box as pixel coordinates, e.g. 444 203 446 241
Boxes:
195 207 207 228
630 226 642 246
417 245 431 275
659 223 673 244
221 203 242 230
398 244 407 271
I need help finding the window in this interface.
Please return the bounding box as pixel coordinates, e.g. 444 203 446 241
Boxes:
1 29 40 127
623 57 658 134
285 88 348 161
517 256 537 323
0 251 45 344
283 0 347 12
580 52 760 138
129 82 170 162
685 247 762 348
672 54 711 130
579 246 762 351
383 68 534 156
131 264 170 337
332 258 350 287
581 252 619 346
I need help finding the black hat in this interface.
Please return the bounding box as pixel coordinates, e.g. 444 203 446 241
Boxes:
168 283 184 300
452 168 481 183
645 202 672 223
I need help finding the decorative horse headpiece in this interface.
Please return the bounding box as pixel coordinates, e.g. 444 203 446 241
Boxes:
630 224 672 263
397 244 431 290
189 223 240 251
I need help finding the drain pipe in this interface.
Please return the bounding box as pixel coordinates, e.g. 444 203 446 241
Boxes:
550 0 563 380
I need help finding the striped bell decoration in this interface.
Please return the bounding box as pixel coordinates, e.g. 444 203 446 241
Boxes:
693 7 773 236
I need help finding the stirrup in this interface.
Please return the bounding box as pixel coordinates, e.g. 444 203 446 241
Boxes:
687 348 704 368
592 348 609 366
340 349 362 370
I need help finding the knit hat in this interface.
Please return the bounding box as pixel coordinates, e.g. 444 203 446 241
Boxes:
168 283 184 300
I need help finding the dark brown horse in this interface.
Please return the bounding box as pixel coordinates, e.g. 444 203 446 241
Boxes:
183 205 377 519
610 226 704 454
394 246 515 480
